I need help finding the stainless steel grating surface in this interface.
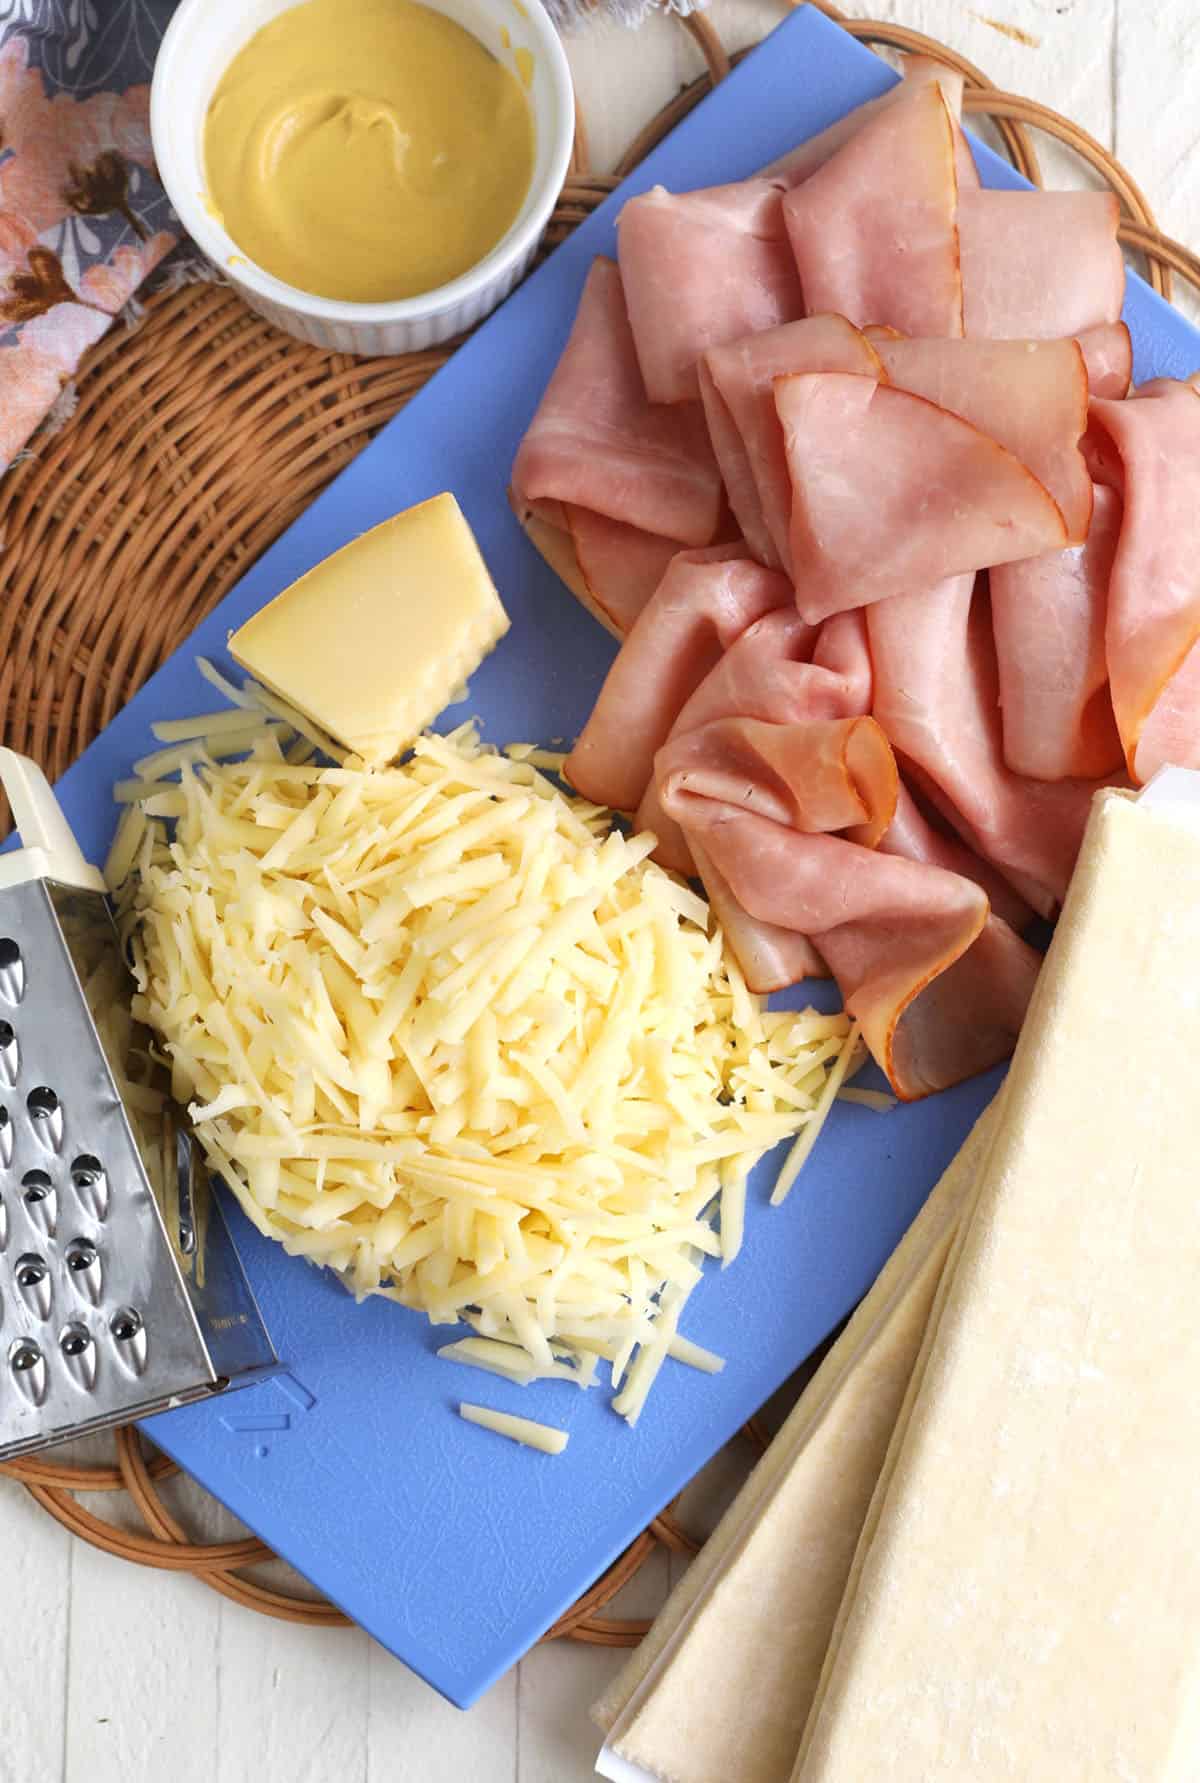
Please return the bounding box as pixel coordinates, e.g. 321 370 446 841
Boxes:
0 872 276 1461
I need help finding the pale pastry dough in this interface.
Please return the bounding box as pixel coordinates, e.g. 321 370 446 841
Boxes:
795 792 1200 1781
597 1105 996 1783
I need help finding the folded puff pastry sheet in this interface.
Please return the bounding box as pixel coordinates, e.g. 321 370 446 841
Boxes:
596 1103 998 1783
794 791 1200 1781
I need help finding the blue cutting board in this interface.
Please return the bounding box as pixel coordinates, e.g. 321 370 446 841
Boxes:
48 2 1200 1707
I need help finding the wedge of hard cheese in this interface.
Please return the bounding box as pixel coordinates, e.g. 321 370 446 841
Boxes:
595 1104 996 1783
794 789 1200 1780
229 493 509 767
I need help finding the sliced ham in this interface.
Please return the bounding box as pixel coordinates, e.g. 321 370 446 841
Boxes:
868 574 1106 914
871 335 1092 540
635 607 864 873
511 257 722 546
514 496 682 640
1087 378 1200 780
776 373 1068 621
882 781 1034 933
688 836 828 991
662 798 1038 1099
957 190 1124 338
564 548 791 810
762 57 967 186
699 314 884 573
1077 321 1133 398
867 322 1129 397
1134 636 1200 779
617 180 803 404
667 607 871 736
781 82 963 339
990 485 1124 781
656 714 898 847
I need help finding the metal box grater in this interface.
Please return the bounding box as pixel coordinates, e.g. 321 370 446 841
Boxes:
0 749 277 1462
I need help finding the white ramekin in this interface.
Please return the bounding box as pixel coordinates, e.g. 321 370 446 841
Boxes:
150 0 574 356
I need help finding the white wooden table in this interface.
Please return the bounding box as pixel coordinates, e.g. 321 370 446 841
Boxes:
3 4 1197 1779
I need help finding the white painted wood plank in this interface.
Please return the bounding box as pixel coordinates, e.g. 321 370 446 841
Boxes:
1115 1 1200 253
518 1546 672 1783
0 1479 72 1783
214 1613 371 1783
366 1642 517 1783
62 1514 219 1783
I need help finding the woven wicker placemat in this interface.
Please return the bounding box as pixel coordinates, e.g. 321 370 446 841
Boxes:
2 0 1198 1645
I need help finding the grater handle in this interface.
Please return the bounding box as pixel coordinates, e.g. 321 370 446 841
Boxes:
0 749 107 894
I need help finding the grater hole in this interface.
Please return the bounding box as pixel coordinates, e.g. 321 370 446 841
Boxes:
26 1087 64 1155
9 1339 47 1406
14 1252 52 1320
0 1021 13 1047
21 1173 57 1239
110 1308 142 1342
0 1021 15 1089
0 939 22 1005
0 1106 10 1168
58 1321 98 1391
64 1238 101 1305
70 1155 108 1221
109 1306 147 1377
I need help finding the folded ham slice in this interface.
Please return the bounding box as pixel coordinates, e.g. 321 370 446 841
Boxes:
514 496 682 640
868 575 1106 914
1085 378 1200 780
511 257 722 546
958 190 1124 338
667 607 872 735
656 714 898 847
867 323 1128 399
636 607 865 873
1077 322 1133 399
990 485 1124 781
1134 636 1200 780
618 180 803 404
882 781 1034 934
699 315 884 573
871 335 1092 540
662 798 1038 1099
781 82 963 338
565 547 791 809
687 836 828 992
776 373 1068 620
762 57 968 186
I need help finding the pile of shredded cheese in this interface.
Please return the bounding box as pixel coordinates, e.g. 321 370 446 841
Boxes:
109 682 861 1426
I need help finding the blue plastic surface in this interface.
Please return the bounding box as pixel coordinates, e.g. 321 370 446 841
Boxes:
46 3 1200 1707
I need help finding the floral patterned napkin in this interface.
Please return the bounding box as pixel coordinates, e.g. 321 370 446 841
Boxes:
0 0 180 473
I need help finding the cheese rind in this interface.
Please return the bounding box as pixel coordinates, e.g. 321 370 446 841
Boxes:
228 494 510 767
